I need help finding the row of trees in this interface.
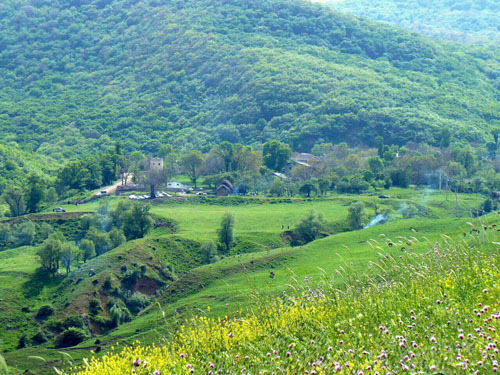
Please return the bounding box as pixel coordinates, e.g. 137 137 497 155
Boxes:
36 202 154 277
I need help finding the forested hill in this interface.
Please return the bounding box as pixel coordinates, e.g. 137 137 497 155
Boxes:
327 0 500 44
0 0 499 160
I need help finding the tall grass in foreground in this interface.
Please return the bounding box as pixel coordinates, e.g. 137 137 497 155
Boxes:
67 239 500 374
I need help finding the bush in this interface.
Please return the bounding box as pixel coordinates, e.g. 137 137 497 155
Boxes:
293 210 327 245
346 202 365 230
125 292 151 314
35 305 54 320
32 331 50 345
121 269 141 290
88 298 102 316
109 303 132 326
55 327 89 348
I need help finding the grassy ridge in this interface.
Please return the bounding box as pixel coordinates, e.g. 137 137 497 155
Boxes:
0 190 490 373
66 224 500 373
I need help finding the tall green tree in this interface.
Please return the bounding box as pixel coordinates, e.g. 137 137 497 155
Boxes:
263 141 291 172
2 186 25 217
217 142 234 172
346 202 365 230
80 239 96 263
37 233 64 277
181 150 204 188
26 173 45 213
217 212 235 254
122 203 154 240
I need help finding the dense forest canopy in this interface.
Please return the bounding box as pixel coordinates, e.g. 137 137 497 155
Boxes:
327 0 500 44
0 0 499 163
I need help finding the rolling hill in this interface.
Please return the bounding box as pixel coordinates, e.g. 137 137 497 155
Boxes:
327 0 500 44
0 0 499 162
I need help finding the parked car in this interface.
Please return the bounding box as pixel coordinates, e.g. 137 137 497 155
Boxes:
53 207 66 212
99 190 107 195
196 192 208 196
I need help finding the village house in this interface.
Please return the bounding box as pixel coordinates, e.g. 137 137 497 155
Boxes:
216 179 233 196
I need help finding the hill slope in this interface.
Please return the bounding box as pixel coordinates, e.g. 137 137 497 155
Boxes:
327 0 500 44
0 0 499 159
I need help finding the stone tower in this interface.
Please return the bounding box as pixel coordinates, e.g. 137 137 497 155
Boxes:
149 157 164 171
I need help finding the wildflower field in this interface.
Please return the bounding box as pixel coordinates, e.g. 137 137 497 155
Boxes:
68 236 500 374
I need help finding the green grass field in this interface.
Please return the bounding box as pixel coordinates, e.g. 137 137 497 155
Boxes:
0 188 493 373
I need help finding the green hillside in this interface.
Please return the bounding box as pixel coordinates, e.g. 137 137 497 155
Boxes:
328 0 500 44
0 0 499 161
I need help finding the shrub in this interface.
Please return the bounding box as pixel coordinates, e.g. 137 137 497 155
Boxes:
32 331 49 345
109 303 132 326
55 327 89 348
293 210 327 245
346 202 365 230
121 269 141 290
88 298 102 316
35 305 54 320
125 292 151 314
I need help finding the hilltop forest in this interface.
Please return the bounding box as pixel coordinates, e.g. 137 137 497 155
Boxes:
329 0 500 44
0 0 499 168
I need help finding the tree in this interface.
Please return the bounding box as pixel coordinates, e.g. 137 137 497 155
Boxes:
263 141 291 172
200 241 218 264
317 178 331 196
299 181 317 197
270 178 285 197
60 242 78 275
217 212 235 254
3 186 25 217
294 210 326 244
85 227 111 255
368 156 384 175
346 202 365 230
80 239 95 263
181 150 204 188
109 228 126 248
140 164 168 199
37 234 64 277
216 141 234 172
46 187 58 203
486 142 498 160
439 128 452 149
122 203 154 240
26 173 45 213
16 221 36 246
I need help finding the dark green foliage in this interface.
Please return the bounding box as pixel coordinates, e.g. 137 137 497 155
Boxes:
26 173 45 213
88 298 102 316
35 305 54 320
200 241 218 264
217 212 235 254
293 210 327 245
0 0 496 164
263 141 292 172
17 334 27 349
31 331 49 345
85 227 111 256
122 203 154 240
346 202 366 230
37 234 64 277
109 228 126 249
80 239 96 263
109 302 132 326
331 0 500 43
121 270 141 291
47 315 84 333
336 176 370 194
55 327 89 348
125 292 151 314
2 186 25 217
